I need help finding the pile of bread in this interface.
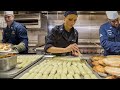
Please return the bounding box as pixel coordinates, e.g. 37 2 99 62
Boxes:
91 55 120 79
0 43 11 51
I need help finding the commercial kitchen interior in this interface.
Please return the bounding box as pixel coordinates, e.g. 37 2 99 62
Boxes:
0 11 119 79
0 11 109 54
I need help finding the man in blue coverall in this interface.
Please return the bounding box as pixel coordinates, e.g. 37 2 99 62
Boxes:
99 11 120 56
2 11 28 54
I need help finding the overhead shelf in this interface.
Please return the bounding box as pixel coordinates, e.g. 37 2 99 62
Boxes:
14 14 42 29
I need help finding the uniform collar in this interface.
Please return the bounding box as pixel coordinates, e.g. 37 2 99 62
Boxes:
108 21 120 30
59 24 75 33
7 21 15 29
59 24 77 42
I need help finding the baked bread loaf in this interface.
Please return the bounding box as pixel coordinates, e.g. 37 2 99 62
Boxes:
92 61 99 66
105 66 120 76
91 56 105 61
93 65 105 73
103 58 120 67
92 59 105 66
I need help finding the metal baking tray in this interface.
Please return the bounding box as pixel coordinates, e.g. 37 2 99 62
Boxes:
0 55 17 71
83 60 103 79
0 54 44 78
85 58 107 78
14 56 100 79
14 57 48 79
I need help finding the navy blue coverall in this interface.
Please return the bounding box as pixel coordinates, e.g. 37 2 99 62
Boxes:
44 24 78 56
99 22 120 56
2 21 28 54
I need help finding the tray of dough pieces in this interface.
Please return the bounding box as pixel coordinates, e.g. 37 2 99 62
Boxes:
14 56 101 79
0 54 44 78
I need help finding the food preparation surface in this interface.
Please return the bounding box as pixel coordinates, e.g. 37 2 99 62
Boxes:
15 56 101 79
0 55 43 78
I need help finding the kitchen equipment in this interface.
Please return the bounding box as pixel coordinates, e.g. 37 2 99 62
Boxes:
0 53 17 71
0 55 43 78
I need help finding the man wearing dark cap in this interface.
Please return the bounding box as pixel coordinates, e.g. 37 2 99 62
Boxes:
44 11 80 56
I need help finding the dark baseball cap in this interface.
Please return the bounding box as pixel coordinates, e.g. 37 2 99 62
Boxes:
64 11 78 17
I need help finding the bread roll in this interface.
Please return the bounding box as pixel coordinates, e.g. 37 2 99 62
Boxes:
91 56 105 61
61 74 67 79
74 74 81 79
93 65 105 73
105 66 120 76
84 75 91 79
103 58 120 67
90 74 98 79
67 74 74 79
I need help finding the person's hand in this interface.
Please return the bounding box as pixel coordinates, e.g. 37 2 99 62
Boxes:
65 43 79 53
72 49 81 56
12 42 26 53
11 47 19 53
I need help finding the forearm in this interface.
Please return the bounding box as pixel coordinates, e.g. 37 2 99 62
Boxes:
100 27 120 53
21 39 28 48
101 40 120 53
12 42 26 53
47 47 69 53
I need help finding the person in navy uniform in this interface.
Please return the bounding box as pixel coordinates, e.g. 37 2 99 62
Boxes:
44 11 80 56
99 11 120 56
2 11 28 54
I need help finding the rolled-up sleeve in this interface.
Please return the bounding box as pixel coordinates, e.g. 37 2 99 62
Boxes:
99 26 120 54
44 28 57 52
